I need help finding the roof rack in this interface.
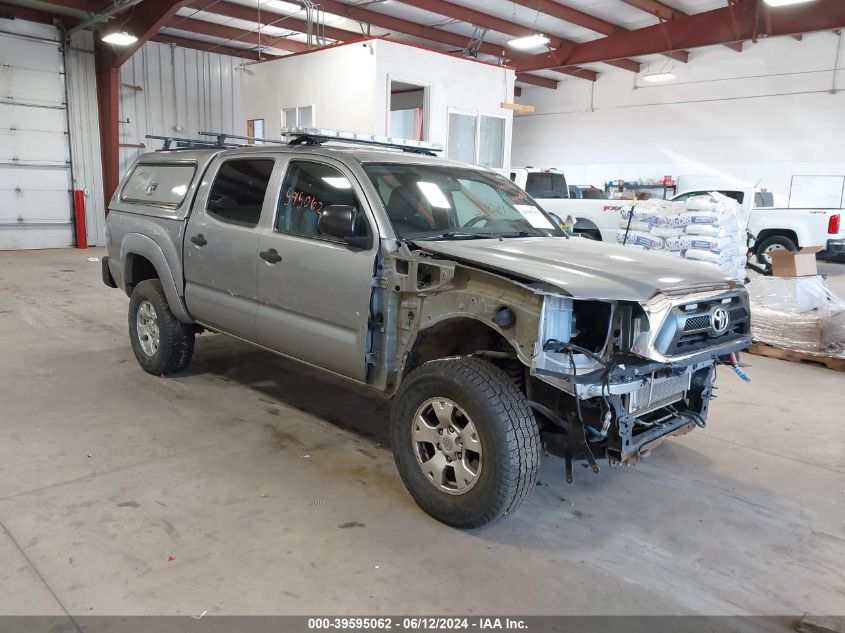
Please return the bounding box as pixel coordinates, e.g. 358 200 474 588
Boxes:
198 131 286 146
282 126 443 156
145 134 241 150
145 128 445 156
146 131 286 151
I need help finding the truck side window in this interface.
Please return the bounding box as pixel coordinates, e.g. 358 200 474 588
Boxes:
207 159 274 227
276 161 365 241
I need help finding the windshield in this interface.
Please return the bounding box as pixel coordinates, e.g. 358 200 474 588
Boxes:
363 163 562 241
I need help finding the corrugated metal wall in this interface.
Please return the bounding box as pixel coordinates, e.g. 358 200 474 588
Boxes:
119 42 247 177
66 30 106 246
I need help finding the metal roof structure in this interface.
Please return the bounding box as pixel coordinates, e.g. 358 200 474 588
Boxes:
2 0 843 90
1 0 841 205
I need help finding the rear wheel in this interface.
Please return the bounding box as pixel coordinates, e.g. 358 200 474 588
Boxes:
128 279 195 376
390 357 540 528
756 235 797 265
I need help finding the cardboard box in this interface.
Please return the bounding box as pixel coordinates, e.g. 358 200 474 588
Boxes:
769 246 823 277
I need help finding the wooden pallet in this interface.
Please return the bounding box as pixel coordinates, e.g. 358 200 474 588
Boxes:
747 342 845 372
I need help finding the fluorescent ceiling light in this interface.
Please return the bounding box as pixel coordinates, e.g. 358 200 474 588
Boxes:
762 0 815 6
416 182 451 209
322 176 352 189
507 34 550 50
101 31 138 46
643 72 676 83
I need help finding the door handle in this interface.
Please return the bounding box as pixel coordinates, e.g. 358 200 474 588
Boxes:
190 234 207 247
259 248 283 264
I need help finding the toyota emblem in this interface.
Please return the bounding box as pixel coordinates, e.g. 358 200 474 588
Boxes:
710 307 730 334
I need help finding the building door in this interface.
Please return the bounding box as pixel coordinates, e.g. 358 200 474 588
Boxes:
0 29 75 250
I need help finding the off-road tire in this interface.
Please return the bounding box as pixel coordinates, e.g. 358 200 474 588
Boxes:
756 234 798 264
128 279 195 376
391 357 540 528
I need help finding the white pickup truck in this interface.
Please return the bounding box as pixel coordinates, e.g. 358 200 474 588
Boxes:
673 187 844 263
511 168 845 263
510 168 627 241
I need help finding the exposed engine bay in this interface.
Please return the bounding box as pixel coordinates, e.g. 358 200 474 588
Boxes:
379 245 752 482
527 290 751 480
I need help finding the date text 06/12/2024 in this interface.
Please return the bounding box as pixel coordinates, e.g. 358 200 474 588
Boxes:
307 617 528 630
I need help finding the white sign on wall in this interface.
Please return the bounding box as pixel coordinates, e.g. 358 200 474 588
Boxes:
788 175 845 209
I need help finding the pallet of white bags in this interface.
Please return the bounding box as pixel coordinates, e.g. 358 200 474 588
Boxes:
747 342 845 372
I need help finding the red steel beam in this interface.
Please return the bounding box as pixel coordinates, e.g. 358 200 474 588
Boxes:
165 16 309 52
508 0 621 37
152 33 262 59
511 0 845 72
102 0 192 68
506 0 689 63
280 0 591 81
183 0 571 84
94 57 120 211
396 0 570 49
515 73 559 89
621 0 741 53
96 0 189 205
395 0 640 72
182 0 359 43
618 0 682 22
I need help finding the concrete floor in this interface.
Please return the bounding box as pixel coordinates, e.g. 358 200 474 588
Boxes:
0 247 843 617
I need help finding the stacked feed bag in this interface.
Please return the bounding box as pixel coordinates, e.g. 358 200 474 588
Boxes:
746 276 845 358
616 192 748 280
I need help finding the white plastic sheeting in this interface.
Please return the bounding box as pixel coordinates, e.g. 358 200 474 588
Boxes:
747 276 845 359
119 41 247 178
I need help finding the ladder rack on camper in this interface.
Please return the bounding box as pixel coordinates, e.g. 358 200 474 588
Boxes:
145 127 443 156
282 127 443 156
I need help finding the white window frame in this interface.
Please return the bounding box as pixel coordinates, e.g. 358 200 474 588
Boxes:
386 74 430 141
281 104 316 132
446 108 507 169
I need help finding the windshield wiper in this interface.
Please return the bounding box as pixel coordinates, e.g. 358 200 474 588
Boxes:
495 231 544 238
414 232 497 241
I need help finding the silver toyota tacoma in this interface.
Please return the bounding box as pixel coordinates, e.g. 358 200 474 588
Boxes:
102 130 751 528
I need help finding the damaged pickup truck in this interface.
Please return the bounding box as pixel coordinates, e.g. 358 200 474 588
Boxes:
103 130 751 528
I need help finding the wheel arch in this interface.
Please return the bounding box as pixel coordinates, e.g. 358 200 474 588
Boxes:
400 315 524 381
120 233 193 324
754 228 800 252
573 217 601 239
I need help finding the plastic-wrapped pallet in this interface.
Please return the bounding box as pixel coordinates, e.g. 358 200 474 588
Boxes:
745 275 845 358
616 192 749 280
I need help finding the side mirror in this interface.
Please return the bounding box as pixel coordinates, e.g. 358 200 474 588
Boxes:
318 205 370 249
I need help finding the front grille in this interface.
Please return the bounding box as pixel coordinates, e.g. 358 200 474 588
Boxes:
627 373 690 415
656 293 751 356
683 315 711 331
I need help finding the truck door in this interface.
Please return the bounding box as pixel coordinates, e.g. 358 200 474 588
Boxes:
183 156 279 339
253 158 378 382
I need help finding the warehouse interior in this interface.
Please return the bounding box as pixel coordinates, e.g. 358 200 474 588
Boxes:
0 0 843 630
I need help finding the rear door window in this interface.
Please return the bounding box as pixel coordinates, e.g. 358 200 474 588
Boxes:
206 159 275 228
122 163 196 207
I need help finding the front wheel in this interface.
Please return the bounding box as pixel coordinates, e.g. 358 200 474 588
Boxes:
390 357 540 528
128 279 195 376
